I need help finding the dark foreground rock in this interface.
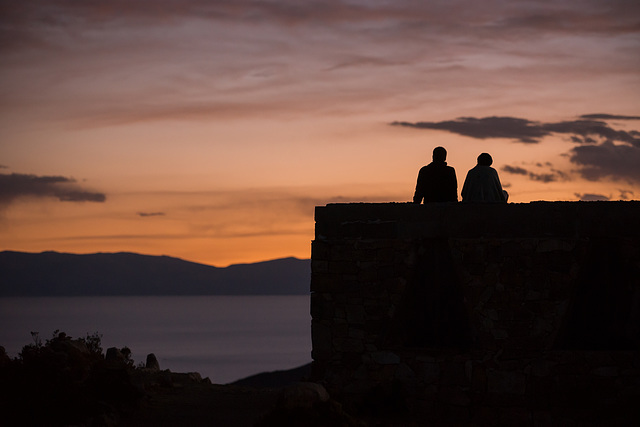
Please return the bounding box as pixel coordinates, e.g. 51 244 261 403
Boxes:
231 363 312 388
121 371 283 427
123 374 367 427
1 333 144 426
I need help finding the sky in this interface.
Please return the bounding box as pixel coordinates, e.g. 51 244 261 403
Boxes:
1 0 639 267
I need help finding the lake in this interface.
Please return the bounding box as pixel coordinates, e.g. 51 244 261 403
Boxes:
0 295 311 384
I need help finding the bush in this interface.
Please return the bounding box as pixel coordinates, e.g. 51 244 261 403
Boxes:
1 330 142 426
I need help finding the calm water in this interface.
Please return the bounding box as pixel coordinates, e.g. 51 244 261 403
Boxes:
0 295 311 384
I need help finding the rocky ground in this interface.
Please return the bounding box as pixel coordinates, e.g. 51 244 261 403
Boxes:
120 372 282 426
119 367 374 427
0 334 362 427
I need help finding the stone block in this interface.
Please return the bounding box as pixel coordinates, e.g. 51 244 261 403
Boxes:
334 337 364 353
347 326 365 339
441 361 469 387
311 240 329 260
487 369 526 395
418 361 440 384
371 351 401 365
395 363 417 381
311 259 328 274
310 292 334 319
592 366 619 377
438 386 471 406
328 260 359 275
311 321 332 361
346 304 366 323
536 239 575 253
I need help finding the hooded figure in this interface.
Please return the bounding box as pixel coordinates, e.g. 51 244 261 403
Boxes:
461 153 507 203
413 146 458 203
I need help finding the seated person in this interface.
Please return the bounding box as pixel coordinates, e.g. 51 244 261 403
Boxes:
413 146 458 203
461 153 507 203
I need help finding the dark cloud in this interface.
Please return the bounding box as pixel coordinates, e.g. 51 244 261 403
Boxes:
391 115 640 146
529 173 559 183
575 193 610 202
569 141 640 183
0 173 106 207
580 114 640 121
544 120 640 146
395 114 640 184
137 212 166 217
619 190 635 200
502 165 528 175
392 117 548 143
502 165 568 183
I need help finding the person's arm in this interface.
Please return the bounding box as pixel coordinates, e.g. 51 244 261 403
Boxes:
461 171 470 202
493 169 506 202
413 170 424 204
450 168 458 202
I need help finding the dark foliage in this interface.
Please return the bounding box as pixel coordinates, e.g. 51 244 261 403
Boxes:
0 331 142 426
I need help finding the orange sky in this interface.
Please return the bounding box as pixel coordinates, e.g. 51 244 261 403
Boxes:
1 1 639 266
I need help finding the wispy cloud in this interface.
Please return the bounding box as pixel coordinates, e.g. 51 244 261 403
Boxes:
3 1 638 39
575 193 610 201
137 212 165 217
580 114 640 121
619 189 635 200
2 1 637 129
134 187 403 239
502 165 570 183
0 173 106 208
502 165 528 175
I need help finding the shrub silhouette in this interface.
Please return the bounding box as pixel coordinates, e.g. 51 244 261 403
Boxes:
1 330 142 426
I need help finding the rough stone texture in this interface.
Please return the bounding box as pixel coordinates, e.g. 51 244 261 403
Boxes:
311 202 640 424
146 353 160 371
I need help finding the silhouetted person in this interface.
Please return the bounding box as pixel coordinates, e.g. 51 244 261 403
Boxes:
413 146 457 203
461 153 507 202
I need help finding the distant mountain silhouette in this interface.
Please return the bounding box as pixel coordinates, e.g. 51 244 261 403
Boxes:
0 251 310 296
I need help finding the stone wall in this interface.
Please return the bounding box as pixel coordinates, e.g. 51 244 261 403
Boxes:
311 202 640 424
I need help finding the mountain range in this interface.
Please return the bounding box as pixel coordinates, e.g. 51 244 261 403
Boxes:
0 251 310 296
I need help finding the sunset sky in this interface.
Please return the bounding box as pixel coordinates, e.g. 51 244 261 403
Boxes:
1 0 639 267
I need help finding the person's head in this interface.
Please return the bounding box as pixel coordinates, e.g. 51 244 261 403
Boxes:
477 153 493 166
432 146 447 162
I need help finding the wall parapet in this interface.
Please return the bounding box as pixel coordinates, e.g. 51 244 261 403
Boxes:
311 202 640 424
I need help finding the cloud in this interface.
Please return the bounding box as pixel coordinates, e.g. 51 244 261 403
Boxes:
2 1 638 68
575 193 610 201
391 115 640 146
580 114 640 121
391 117 548 143
528 173 559 183
617 190 635 200
502 165 569 183
544 119 640 146
0 173 106 207
3 1 638 33
569 141 640 183
137 212 165 217
502 165 528 175
395 114 640 184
